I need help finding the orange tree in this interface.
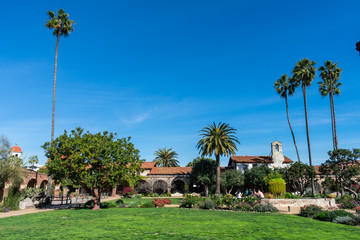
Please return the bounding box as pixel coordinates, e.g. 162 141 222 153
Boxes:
42 127 143 209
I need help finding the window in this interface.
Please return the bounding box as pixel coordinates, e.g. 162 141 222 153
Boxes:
275 144 279 151
243 164 248 171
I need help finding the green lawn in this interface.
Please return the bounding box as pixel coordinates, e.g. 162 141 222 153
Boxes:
0 208 359 239
117 197 183 205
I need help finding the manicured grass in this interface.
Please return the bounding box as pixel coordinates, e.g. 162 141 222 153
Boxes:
115 197 183 205
0 208 359 239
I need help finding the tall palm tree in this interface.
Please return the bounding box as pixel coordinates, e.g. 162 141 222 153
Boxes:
318 61 342 151
196 122 240 196
45 9 75 198
274 74 300 162
291 58 316 195
154 148 180 167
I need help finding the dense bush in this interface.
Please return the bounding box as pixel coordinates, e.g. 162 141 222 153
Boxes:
200 199 215 210
128 201 140 208
152 198 171 207
284 192 301 199
180 195 201 208
222 194 237 209
338 195 357 209
83 200 118 209
115 199 125 208
333 216 357 225
299 205 324 218
210 195 222 208
122 187 137 198
314 210 354 222
242 195 259 205
83 200 95 209
152 199 164 207
235 202 253 212
254 204 279 213
100 202 117 209
268 178 286 196
264 193 273 199
140 202 155 208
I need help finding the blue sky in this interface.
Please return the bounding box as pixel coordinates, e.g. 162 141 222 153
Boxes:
1 1 360 167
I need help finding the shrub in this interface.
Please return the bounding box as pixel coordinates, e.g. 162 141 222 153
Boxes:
163 198 171 205
180 195 201 208
150 193 159 197
242 195 259 206
140 202 155 208
222 194 237 209
200 199 215 210
152 199 165 207
284 192 301 199
254 204 279 213
100 202 117 209
299 205 324 218
264 193 273 199
314 210 354 222
338 195 357 209
333 216 356 225
268 178 286 196
83 200 95 209
210 195 222 208
115 199 125 208
122 187 137 198
128 201 140 208
235 202 253 212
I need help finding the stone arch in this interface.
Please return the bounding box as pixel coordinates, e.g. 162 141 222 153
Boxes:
171 179 185 193
153 180 168 195
27 179 37 188
40 180 48 190
136 180 151 194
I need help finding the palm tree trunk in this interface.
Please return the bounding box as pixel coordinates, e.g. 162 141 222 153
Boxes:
302 84 315 195
285 95 300 162
215 154 221 196
329 92 336 151
46 32 60 198
331 93 338 149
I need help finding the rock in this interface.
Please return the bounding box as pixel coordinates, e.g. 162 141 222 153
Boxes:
171 192 183 197
19 198 35 210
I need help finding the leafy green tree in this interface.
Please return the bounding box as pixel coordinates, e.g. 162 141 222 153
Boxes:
274 74 300 162
279 162 315 195
45 9 75 198
154 148 180 167
196 122 240 196
42 127 143 209
318 61 342 150
0 136 23 200
221 169 244 194
319 148 360 196
244 165 272 191
190 158 216 197
186 156 213 167
291 58 316 195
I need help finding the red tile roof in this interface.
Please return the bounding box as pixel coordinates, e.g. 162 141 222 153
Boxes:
10 145 22 153
229 155 293 164
148 167 192 175
141 162 156 169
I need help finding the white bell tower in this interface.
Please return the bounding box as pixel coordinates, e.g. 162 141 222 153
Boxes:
271 141 284 168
